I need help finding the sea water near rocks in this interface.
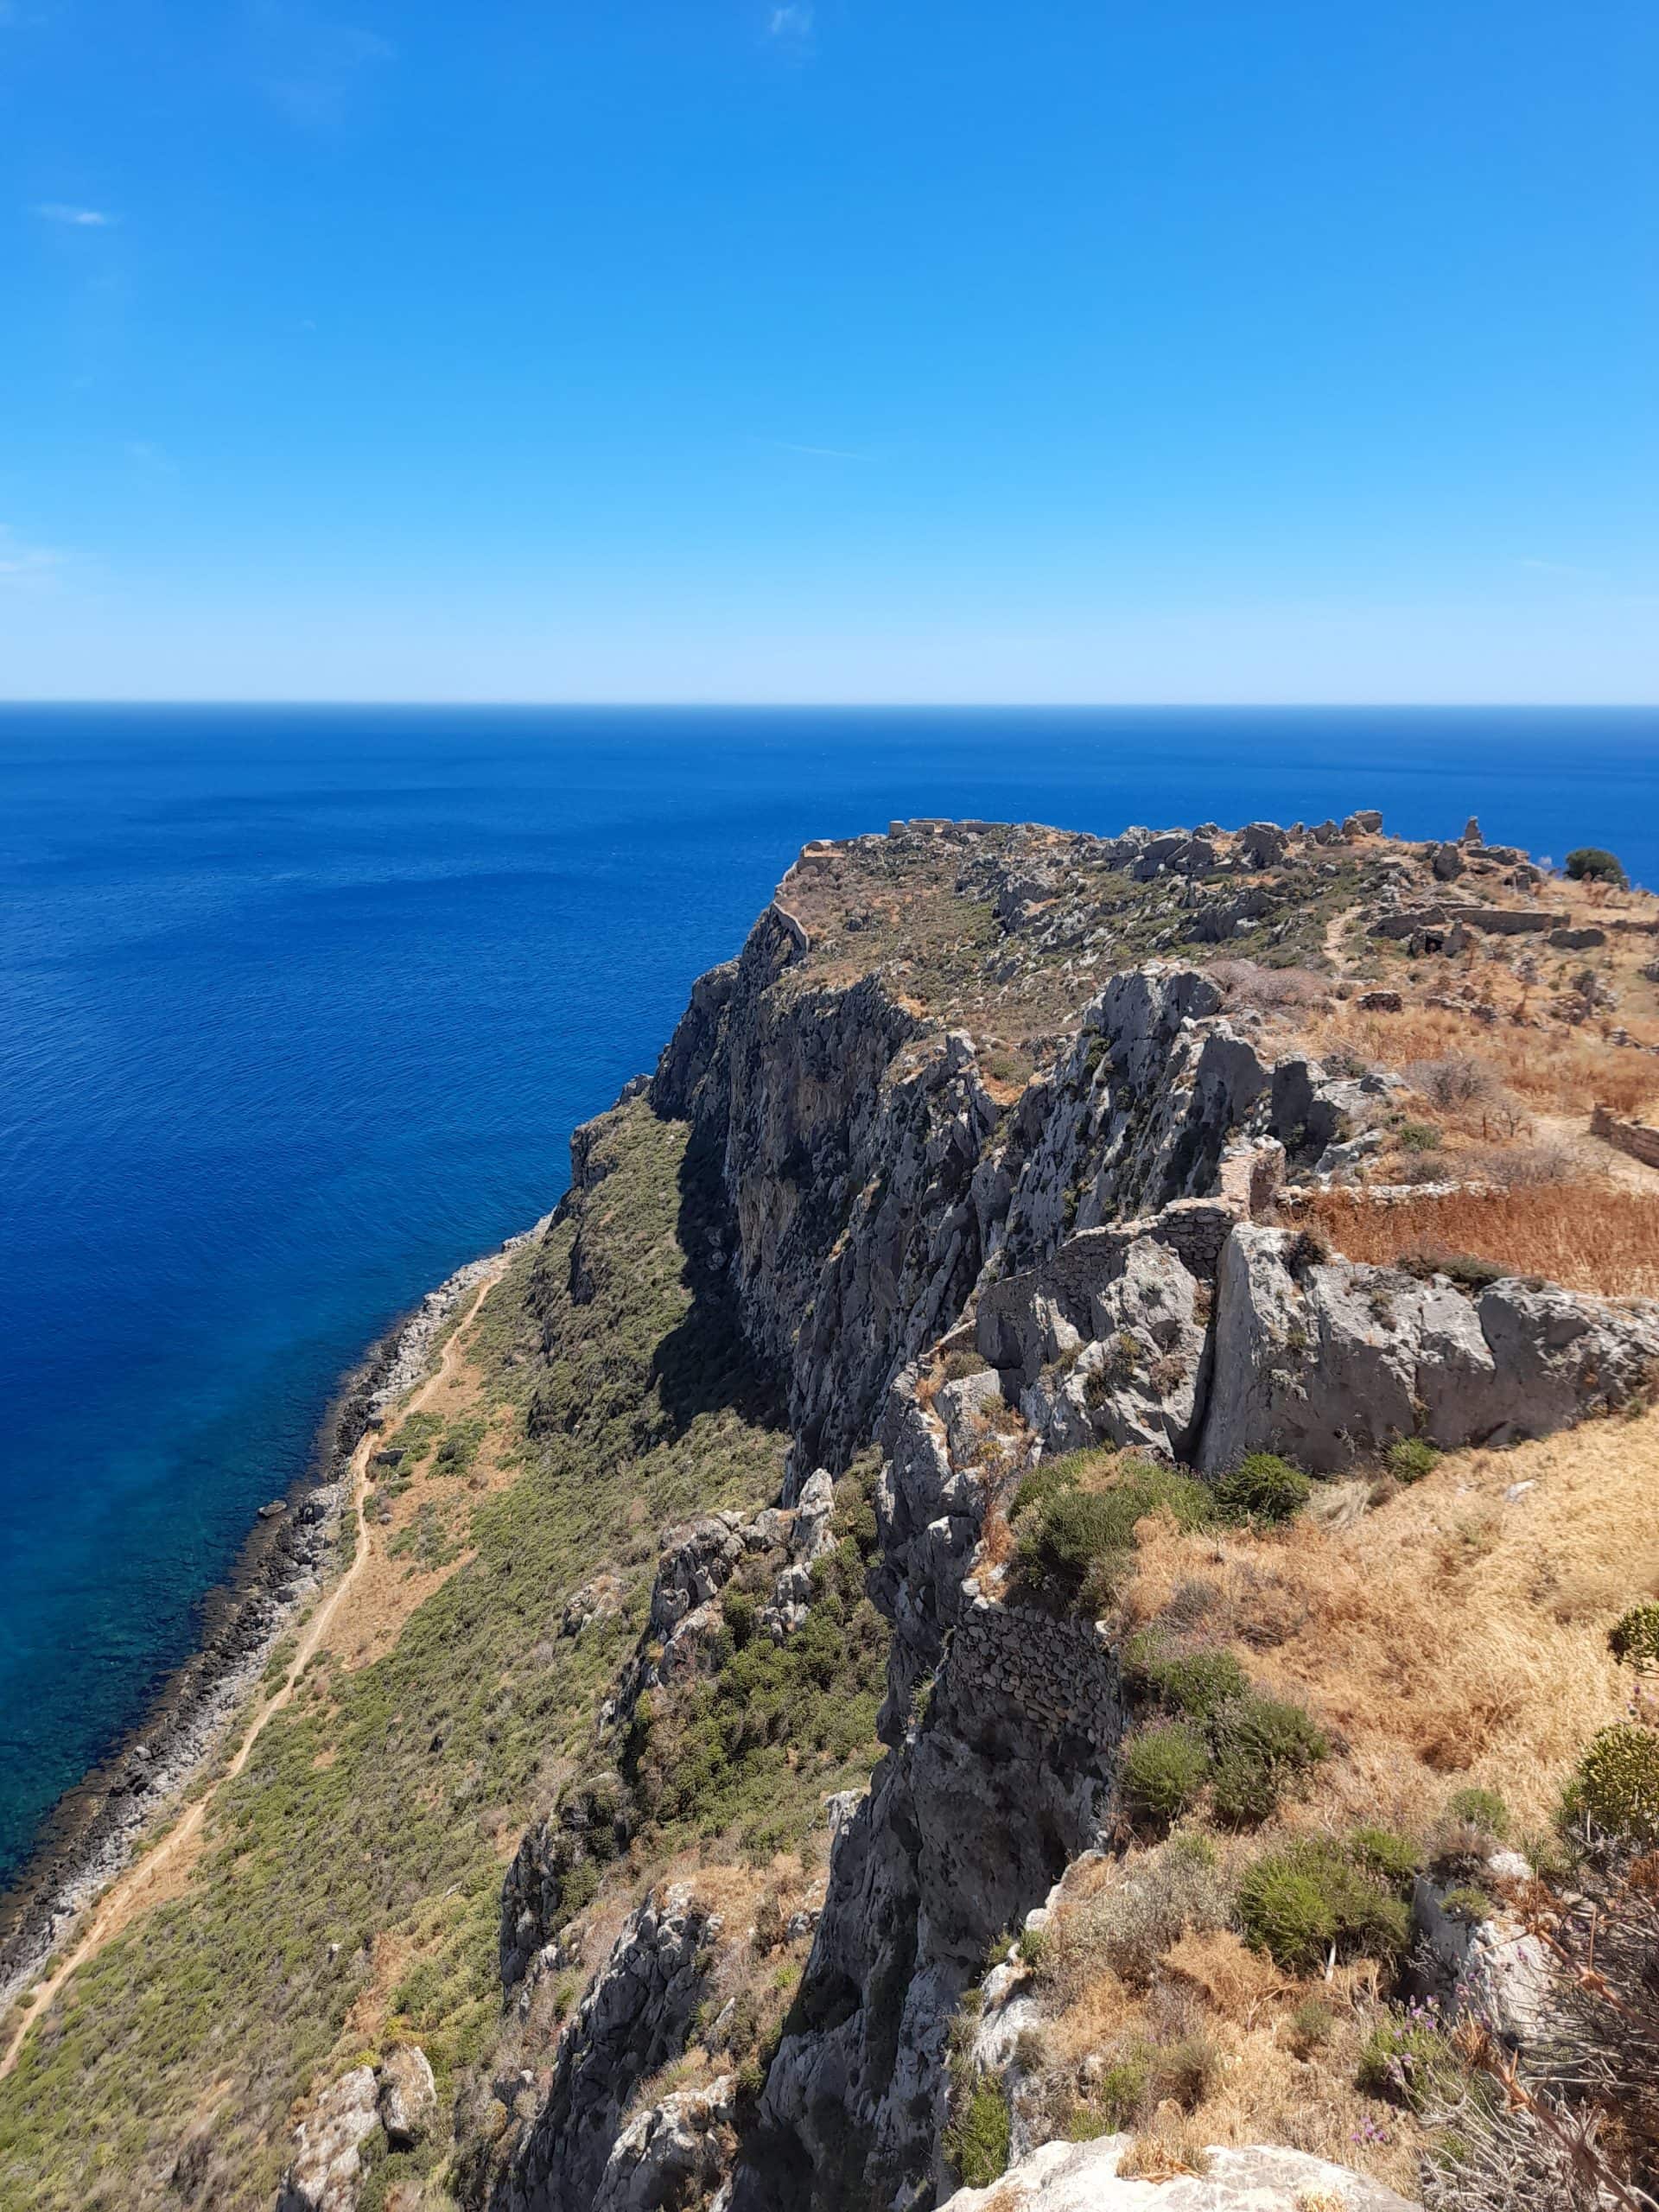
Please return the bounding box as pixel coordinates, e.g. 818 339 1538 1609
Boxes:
2 702 1656 1888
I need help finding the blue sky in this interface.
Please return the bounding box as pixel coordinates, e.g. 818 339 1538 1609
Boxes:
3 1 1656 702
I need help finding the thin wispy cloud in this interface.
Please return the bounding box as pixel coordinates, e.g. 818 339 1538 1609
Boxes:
772 439 862 461
0 525 66 582
766 4 814 46
247 1 393 130
35 202 115 226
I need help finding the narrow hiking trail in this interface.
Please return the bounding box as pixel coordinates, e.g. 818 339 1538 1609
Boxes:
0 1263 505 2083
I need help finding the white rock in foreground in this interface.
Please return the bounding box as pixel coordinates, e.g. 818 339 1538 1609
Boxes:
936 2134 1422 2212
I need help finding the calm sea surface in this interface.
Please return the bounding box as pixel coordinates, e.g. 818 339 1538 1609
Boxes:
3 703 1656 1883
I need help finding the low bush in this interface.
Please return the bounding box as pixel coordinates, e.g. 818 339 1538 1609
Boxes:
941 1349 990 1382
1442 1785 1511 1845
1212 1453 1311 1526
1287 1999 1333 2054
1348 1825 1423 1886
943 2075 1010 2188
1208 1694 1330 1827
1562 1725 1659 1844
1126 1639 1248 1719
1610 1602 1659 1666
1356 2006 1461 2113
1040 1835 1226 1996
1122 1724 1211 1825
1011 1455 1212 1616
1398 1121 1443 1154
1236 1837 1412 1973
1386 1439 1440 1484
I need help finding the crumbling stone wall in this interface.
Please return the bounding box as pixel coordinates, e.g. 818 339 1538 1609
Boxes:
1592 1103 1659 1170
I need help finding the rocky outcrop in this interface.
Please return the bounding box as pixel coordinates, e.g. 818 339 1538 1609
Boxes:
378 2044 437 2150
652 912 991 1473
496 1890 720 2212
277 2049 439 2212
589 2077 736 2212
501 1478 837 1988
1198 1224 1659 1472
741 1366 1128 2212
278 2069 380 2212
935 2136 1421 2211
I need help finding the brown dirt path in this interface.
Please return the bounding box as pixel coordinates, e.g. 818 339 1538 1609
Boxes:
0 1262 505 2083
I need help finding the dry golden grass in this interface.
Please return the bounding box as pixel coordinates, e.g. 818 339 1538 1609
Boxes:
1302 1181 1659 1300
1016 1412 1659 2196
1315 1001 1659 1120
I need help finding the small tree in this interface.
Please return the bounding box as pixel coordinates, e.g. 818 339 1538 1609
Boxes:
1564 848 1627 888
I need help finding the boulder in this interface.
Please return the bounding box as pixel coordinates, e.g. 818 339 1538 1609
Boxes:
935 2134 1421 2209
276 2068 379 2212
1344 809 1384 837
1198 1224 1659 1471
1430 842 1465 881
1234 821 1287 868
378 2044 436 2150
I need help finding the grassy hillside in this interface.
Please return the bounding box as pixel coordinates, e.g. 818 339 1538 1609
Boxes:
0 1099 799 2211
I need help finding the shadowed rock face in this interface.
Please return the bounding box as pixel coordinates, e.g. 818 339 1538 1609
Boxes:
494 1891 719 2212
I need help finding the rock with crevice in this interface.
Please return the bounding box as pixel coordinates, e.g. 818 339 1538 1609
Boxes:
494 1889 721 2212
590 2075 737 2212
1197 1224 1659 1471
276 2068 380 2212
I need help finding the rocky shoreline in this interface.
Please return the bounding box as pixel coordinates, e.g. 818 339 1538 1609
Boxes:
0 1238 528 2015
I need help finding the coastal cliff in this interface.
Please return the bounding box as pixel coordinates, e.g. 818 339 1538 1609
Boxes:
6 814 1659 2212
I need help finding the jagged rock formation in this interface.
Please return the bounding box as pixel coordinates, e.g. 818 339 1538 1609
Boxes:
495 1890 720 2212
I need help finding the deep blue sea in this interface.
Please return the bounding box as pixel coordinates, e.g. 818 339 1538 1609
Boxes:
3 703 1657 1885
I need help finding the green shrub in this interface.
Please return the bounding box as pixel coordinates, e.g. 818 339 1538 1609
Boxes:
1443 1786 1511 1843
1563 1725 1659 1842
1213 1453 1312 1526
1128 1639 1249 1719
1386 1439 1440 1484
1398 1121 1442 1154
1013 1458 1212 1615
722 1590 758 1650
1090 2050 1151 2129
1357 2010 1461 2113
1208 1694 1330 1826
1236 1840 1411 1973
1347 1825 1423 1887
1009 1458 1084 1522
1122 1724 1211 1825
1440 1885 1494 1922
1610 1602 1659 1666
1565 847 1627 887
944 2076 1011 2188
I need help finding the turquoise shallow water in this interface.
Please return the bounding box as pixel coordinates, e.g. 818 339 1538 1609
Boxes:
2 702 1656 1885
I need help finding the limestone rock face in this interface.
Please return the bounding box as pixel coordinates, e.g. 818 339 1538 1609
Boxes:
276 2068 379 2212
935 2136 1421 2211
378 2044 436 2150
742 1365 1127 2212
589 2076 736 2212
494 1890 720 2212
1198 1224 1659 1471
